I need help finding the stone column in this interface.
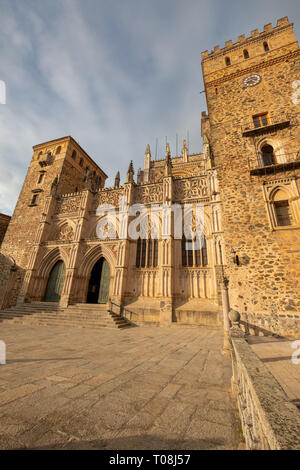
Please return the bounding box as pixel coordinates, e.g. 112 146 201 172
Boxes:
160 170 174 326
222 276 231 356
111 182 133 306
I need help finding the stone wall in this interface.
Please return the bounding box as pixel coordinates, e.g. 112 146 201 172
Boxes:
202 17 300 337
0 254 24 309
0 214 10 246
231 330 300 449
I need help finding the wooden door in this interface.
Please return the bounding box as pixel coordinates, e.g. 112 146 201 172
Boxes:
44 261 65 302
98 259 110 304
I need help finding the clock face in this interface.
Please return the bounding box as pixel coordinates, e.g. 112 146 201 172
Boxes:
243 74 262 87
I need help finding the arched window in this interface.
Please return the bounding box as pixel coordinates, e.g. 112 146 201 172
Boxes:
243 49 250 59
56 146 61 155
79 158 84 167
37 151 42 160
272 189 293 227
181 236 208 267
225 57 231 66
261 144 275 166
136 238 158 268
71 150 77 160
202 237 208 266
263 41 269 52
136 238 141 267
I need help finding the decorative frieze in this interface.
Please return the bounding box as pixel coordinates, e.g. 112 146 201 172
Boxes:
55 195 82 215
133 183 163 204
173 177 209 201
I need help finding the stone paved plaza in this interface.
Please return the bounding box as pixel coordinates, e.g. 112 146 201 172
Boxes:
0 324 241 450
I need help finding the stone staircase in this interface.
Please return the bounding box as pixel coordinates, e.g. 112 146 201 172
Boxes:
0 302 133 330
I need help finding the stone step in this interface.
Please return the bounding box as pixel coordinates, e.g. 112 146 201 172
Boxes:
0 311 123 321
0 302 132 330
0 312 129 325
0 317 130 329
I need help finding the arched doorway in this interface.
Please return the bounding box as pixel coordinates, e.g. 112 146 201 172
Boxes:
86 258 110 304
44 260 66 302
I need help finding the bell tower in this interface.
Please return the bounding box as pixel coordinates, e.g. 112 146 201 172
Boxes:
201 17 300 336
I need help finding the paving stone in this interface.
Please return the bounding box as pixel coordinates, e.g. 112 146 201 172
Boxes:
0 323 239 449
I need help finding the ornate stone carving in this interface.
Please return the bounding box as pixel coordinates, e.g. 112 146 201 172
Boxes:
92 189 125 210
56 224 74 241
134 183 163 204
173 177 208 201
55 196 81 215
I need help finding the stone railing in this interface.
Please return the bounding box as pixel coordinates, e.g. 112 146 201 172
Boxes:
230 324 300 450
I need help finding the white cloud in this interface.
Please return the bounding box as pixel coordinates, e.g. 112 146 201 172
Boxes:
0 0 299 214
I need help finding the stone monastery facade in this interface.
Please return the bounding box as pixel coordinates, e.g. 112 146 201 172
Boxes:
0 16 300 337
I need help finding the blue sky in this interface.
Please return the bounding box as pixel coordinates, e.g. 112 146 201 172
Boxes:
0 0 299 214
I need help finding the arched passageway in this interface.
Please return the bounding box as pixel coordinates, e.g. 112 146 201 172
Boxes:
86 258 110 304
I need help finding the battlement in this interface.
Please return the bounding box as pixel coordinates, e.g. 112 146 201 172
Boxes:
201 17 291 60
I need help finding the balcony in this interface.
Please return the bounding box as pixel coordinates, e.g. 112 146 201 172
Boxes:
241 115 291 137
248 151 300 175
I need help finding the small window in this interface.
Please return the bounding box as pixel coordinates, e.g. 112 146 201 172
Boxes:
263 42 269 52
243 49 250 59
253 113 270 128
37 151 42 160
30 194 38 205
56 146 61 155
225 57 231 66
274 200 293 226
79 158 84 167
37 173 44 184
71 150 77 160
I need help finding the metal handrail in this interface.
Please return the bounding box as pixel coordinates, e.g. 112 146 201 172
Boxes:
109 301 138 322
249 151 300 171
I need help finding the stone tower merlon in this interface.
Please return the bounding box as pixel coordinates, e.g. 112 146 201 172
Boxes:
201 17 297 79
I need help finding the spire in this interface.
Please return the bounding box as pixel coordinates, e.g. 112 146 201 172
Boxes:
144 144 151 171
164 146 172 176
165 142 171 159
114 171 120 188
182 139 188 162
126 160 135 183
